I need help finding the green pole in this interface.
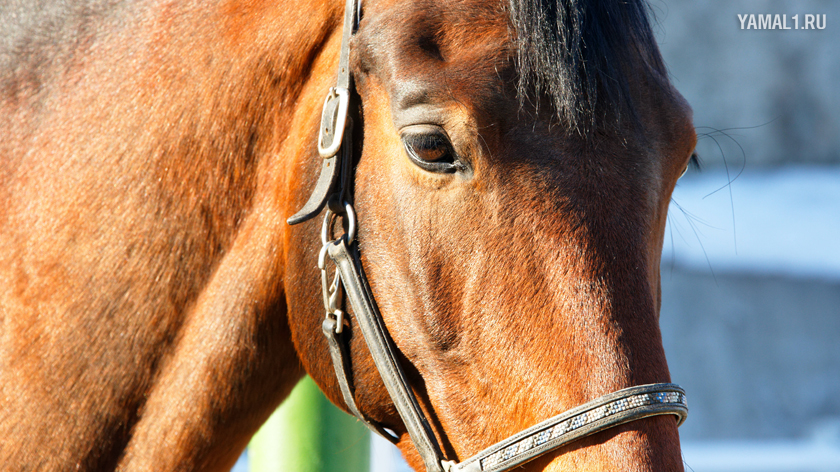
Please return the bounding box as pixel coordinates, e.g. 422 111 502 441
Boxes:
249 376 370 472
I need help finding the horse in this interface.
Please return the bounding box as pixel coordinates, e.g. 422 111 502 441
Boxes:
0 0 697 470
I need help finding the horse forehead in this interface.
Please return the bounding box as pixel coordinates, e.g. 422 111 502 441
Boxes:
355 0 512 107
361 0 509 41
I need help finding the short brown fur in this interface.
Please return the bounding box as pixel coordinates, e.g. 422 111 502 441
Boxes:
0 0 695 470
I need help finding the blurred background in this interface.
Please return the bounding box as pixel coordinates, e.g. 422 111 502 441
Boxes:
653 0 840 470
238 1 840 470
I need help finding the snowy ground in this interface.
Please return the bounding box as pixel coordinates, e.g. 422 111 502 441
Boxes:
681 439 840 472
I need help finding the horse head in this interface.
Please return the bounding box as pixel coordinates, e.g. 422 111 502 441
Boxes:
287 0 696 470
0 0 695 470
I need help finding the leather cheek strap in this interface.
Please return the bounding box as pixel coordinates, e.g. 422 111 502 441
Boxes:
328 238 448 472
322 237 689 472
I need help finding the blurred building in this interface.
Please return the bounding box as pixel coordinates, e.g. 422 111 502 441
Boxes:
653 0 840 168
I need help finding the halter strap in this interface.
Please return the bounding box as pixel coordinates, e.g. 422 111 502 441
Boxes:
328 239 448 472
287 0 358 225
287 0 689 470
448 384 686 472
322 234 687 472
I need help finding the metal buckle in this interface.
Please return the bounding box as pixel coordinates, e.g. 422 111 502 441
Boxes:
318 87 350 158
318 202 357 334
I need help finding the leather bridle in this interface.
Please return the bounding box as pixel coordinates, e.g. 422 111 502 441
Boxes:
286 0 688 470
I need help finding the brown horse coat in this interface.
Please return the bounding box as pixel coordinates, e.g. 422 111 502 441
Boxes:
1 0 696 470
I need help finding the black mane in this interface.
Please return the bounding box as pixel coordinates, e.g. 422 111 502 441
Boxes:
508 0 666 132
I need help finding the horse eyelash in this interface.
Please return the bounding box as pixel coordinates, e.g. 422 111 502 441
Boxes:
688 151 702 172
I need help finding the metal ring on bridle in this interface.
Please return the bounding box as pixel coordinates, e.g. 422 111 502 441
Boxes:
321 201 356 246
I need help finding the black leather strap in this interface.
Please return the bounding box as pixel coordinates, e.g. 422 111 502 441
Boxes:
335 0 355 91
287 0 358 225
328 239 447 472
322 236 689 472
287 154 341 225
322 315 400 443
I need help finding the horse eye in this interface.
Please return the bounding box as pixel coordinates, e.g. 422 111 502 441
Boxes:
680 151 701 179
405 134 449 162
401 131 459 173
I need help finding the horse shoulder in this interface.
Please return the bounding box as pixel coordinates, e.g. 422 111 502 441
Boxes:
1 0 338 469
